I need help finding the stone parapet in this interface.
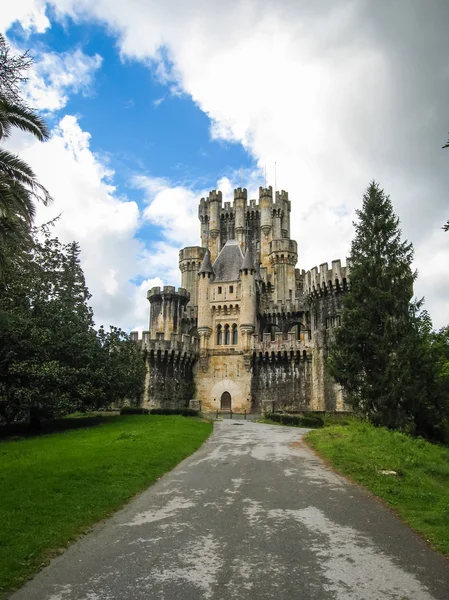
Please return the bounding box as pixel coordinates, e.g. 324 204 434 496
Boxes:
130 331 199 361
147 286 189 301
259 298 305 316
303 259 351 298
251 332 312 354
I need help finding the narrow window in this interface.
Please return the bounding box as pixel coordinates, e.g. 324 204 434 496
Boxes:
218 286 222 294
224 324 230 345
229 285 234 293
232 324 238 345
217 324 222 345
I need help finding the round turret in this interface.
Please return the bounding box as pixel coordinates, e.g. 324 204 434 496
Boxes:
147 286 190 341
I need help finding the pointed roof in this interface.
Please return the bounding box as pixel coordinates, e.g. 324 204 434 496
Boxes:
198 249 214 276
212 240 244 282
241 246 255 272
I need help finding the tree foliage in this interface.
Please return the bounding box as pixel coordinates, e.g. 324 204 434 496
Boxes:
0 34 52 277
0 34 33 105
329 181 449 443
0 231 146 428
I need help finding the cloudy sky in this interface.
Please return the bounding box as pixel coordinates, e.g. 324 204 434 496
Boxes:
2 0 448 330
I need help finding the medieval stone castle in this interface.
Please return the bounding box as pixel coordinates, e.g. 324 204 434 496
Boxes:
131 186 350 413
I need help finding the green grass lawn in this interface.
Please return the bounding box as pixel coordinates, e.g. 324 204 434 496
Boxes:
0 415 212 595
307 421 449 557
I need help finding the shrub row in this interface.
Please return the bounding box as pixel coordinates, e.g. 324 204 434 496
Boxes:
120 407 149 415
265 412 324 428
150 408 199 417
119 407 199 417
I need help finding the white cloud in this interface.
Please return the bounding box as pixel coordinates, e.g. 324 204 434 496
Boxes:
23 48 102 111
0 0 49 34
4 0 449 328
6 115 152 330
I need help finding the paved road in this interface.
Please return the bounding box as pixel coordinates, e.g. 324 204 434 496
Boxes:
12 421 449 600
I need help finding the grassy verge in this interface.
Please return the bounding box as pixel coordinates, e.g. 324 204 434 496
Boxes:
306 421 449 557
0 415 212 595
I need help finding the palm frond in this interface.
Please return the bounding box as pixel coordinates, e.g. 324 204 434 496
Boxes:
0 95 49 141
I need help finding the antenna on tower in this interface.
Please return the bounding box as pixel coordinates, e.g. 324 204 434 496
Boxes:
274 162 277 197
264 165 267 187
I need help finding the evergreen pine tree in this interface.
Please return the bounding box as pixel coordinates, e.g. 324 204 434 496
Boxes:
328 181 416 428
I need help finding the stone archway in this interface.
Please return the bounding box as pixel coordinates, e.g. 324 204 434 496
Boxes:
220 391 231 409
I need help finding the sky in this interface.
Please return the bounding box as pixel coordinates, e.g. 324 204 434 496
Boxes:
2 0 449 331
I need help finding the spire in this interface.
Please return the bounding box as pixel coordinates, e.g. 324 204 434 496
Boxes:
240 247 255 273
198 249 214 276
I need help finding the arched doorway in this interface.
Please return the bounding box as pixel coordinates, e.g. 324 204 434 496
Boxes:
221 391 231 410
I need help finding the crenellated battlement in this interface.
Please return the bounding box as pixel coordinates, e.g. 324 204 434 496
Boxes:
234 187 247 200
251 329 312 361
275 190 288 202
130 331 199 361
259 185 273 200
147 286 190 301
303 259 351 298
260 298 305 317
209 189 222 203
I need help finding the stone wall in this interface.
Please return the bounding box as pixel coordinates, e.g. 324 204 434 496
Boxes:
143 353 196 409
251 355 312 413
195 351 251 412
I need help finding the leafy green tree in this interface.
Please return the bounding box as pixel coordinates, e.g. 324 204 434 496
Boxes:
0 229 146 428
328 181 416 429
95 326 146 408
0 232 97 427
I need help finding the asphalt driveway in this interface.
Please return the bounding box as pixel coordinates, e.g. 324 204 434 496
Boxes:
11 420 449 599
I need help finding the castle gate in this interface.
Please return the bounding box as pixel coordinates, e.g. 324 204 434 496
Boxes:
220 391 231 410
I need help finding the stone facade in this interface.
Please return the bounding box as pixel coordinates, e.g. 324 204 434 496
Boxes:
132 186 350 413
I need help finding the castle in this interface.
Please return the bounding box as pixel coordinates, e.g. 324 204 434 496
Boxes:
131 186 350 413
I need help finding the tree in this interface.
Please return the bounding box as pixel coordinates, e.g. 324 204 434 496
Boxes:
328 181 416 429
0 229 146 428
0 35 52 276
0 34 33 104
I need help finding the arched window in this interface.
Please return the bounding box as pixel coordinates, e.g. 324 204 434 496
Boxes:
224 324 230 345
217 324 222 345
232 324 238 345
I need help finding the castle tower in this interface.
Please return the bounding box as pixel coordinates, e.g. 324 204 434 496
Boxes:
233 187 247 250
179 246 205 307
239 247 257 349
268 239 298 303
259 186 273 268
277 190 291 238
147 286 190 341
208 190 222 262
197 250 214 349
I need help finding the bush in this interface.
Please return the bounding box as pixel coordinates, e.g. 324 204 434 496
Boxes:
149 408 199 417
265 413 281 422
299 416 324 428
120 407 149 415
264 412 324 428
281 415 300 426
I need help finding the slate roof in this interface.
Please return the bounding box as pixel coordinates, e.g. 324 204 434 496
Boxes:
241 247 255 271
212 240 244 282
198 249 214 275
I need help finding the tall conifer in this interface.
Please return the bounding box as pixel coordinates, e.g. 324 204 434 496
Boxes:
328 181 416 428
